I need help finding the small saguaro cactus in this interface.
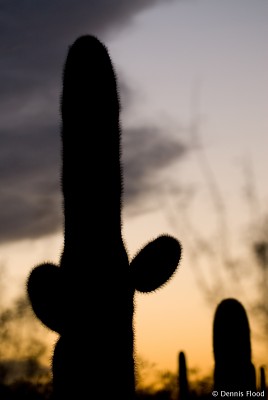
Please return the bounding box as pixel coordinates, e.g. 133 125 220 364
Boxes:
260 366 267 398
178 351 190 400
27 35 182 399
213 298 256 392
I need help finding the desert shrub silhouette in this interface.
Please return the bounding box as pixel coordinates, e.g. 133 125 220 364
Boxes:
27 35 182 399
213 298 256 393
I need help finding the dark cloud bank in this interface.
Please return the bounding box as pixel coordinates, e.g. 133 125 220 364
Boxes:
0 0 186 244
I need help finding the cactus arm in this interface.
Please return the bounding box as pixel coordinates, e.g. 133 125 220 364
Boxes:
27 263 63 333
130 234 181 293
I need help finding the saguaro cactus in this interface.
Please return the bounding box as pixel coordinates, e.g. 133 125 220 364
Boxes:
213 298 256 392
260 366 267 398
27 35 182 399
178 351 189 400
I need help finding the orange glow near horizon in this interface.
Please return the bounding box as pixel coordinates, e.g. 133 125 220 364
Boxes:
0 208 267 386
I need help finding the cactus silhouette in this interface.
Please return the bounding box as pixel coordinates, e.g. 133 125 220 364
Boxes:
213 298 256 392
27 35 182 399
260 366 267 398
178 351 189 400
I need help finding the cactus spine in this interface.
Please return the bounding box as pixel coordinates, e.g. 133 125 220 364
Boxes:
27 35 181 400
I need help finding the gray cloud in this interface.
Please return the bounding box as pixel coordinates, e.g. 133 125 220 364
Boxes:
0 0 187 244
122 126 186 213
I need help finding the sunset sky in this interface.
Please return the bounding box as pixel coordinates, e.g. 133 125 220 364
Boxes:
0 0 268 383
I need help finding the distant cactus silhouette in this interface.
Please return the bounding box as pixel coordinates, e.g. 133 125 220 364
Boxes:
27 35 182 399
260 366 267 397
178 351 189 400
213 298 256 392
